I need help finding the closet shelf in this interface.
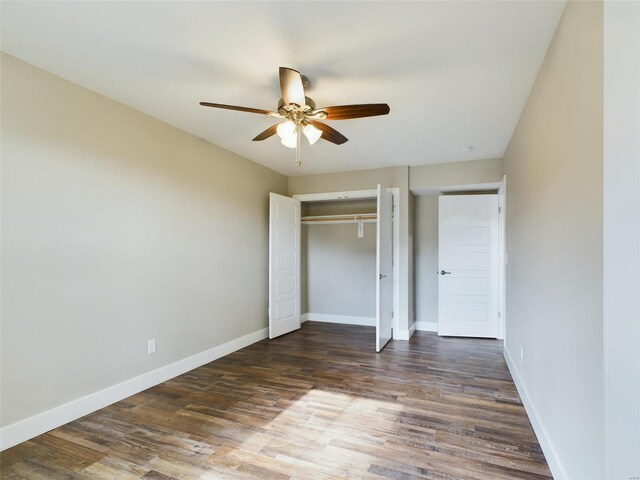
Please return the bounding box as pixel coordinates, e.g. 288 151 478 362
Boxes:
301 213 377 225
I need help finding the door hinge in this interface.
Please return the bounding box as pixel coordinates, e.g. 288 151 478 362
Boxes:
498 206 502 214
498 311 501 318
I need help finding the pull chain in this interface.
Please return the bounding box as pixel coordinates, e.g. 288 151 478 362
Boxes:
295 129 301 167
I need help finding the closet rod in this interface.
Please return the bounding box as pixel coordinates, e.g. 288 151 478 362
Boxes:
301 213 377 225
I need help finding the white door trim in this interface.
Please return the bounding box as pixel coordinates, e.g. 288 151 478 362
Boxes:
293 189 378 202
390 188 402 338
497 175 507 340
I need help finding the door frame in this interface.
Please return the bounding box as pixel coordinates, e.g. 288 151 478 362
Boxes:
389 188 401 337
414 178 506 339
293 188 401 335
497 175 507 341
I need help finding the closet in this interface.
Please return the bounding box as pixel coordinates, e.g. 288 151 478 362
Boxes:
268 185 394 352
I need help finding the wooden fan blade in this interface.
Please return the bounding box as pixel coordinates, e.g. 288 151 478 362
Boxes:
279 67 306 107
317 103 390 120
309 121 348 145
199 102 273 115
252 125 278 141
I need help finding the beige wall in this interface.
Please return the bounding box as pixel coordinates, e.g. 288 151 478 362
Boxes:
0 53 288 428
603 2 640 476
410 158 502 193
502 2 605 478
413 196 439 327
289 167 408 195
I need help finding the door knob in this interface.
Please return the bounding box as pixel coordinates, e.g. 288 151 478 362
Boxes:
440 270 452 276
379 274 387 279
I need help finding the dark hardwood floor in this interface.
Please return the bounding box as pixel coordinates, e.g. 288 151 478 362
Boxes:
1 322 551 479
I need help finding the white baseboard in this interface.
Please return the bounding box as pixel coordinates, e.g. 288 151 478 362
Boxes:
0 327 269 452
503 346 566 480
303 314 414 340
302 313 375 327
394 321 416 340
415 321 438 332
394 330 410 340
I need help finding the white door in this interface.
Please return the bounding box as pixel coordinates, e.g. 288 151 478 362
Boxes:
269 193 301 339
376 185 393 352
438 194 499 338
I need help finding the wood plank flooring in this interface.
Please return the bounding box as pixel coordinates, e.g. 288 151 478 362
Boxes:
1 322 551 479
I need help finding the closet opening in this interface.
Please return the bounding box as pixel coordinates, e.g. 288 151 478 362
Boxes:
268 187 398 352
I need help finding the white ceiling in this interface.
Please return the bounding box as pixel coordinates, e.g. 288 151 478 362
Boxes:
1 1 565 176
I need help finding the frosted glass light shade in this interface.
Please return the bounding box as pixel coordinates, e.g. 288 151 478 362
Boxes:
276 120 296 140
281 135 297 149
303 124 322 145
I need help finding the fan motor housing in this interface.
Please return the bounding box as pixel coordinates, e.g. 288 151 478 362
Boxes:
278 96 316 115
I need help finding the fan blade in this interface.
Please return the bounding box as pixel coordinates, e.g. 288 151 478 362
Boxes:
252 125 278 141
316 103 390 120
199 102 273 115
279 67 306 107
309 121 348 145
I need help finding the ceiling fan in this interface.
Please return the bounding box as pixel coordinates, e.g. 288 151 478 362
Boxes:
200 67 390 166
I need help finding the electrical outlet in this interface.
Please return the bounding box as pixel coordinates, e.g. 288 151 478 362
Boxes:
147 339 157 355
520 346 524 363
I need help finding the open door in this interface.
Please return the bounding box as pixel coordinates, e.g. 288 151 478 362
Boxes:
438 194 499 337
376 185 393 352
269 193 301 339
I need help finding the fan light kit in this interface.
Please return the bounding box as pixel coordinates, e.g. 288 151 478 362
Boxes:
276 120 321 148
200 67 390 167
